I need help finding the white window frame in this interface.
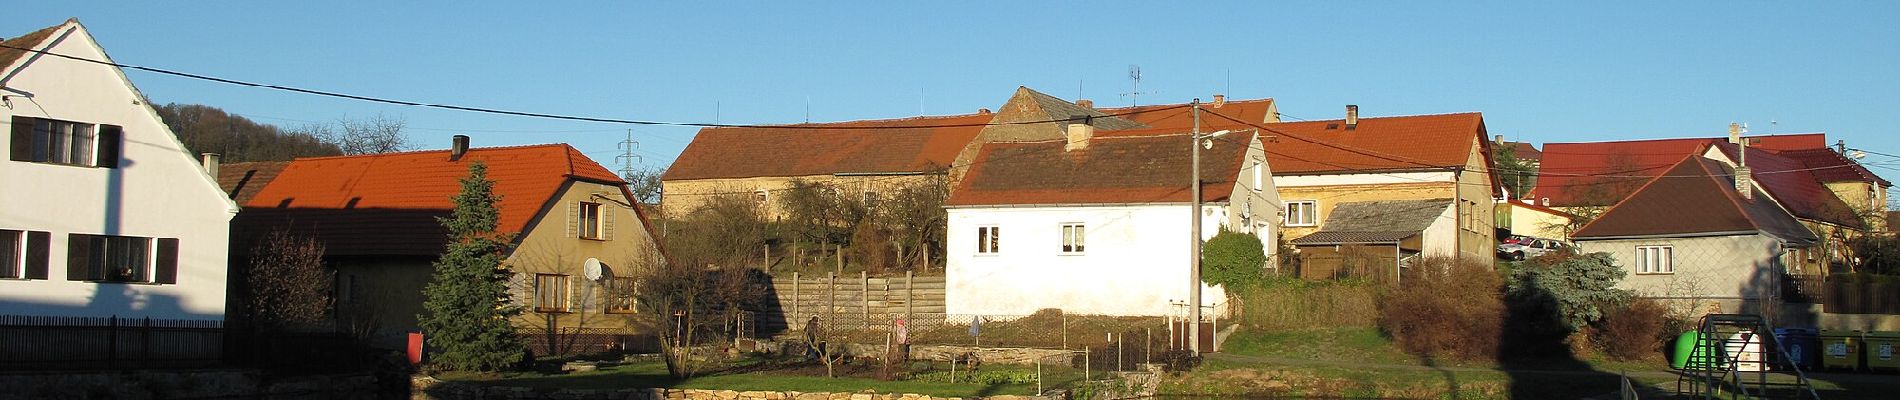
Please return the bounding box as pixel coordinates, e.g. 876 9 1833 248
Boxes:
1635 245 1674 274
1059 223 1085 255
1285 200 1317 227
754 189 769 204
1251 159 1264 192
976 226 1000 255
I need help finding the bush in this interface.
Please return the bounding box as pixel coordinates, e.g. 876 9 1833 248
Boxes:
1203 228 1269 289
1594 298 1669 360
1236 279 1379 330
1508 252 1630 332
1377 257 1503 360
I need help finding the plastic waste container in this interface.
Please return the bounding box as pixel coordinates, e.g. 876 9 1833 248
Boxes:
1774 327 1820 371
1672 331 1721 370
1820 330 1864 371
1726 330 1767 372
1866 331 1900 372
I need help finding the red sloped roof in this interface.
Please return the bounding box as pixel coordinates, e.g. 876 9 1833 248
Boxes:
1507 142 1542 161
1773 148 1891 186
1249 113 1486 174
661 96 1279 182
663 113 993 180
1530 133 1827 206
244 144 623 237
1573 156 1817 244
0 20 66 73
946 130 1252 206
1709 143 1866 229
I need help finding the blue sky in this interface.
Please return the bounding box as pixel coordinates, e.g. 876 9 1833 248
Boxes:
7 2 1898 176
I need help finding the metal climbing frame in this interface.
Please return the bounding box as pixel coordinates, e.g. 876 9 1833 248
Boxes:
1675 314 1820 399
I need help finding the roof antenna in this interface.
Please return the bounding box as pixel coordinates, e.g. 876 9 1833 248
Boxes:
805 96 811 123
615 129 642 180
1120 65 1150 107
919 86 926 116
715 101 721 124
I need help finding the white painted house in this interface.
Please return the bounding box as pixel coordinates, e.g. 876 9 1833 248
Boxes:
1 19 238 321
944 120 1278 317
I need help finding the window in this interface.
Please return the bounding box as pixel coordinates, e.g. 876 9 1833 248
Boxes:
754 190 769 204
0 230 19 279
605 277 638 313
976 226 1000 254
67 234 176 284
578 201 603 240
1285 200 1317 226
1060 223 1085 254
534 273 570 312
863 191 880 207
8 117 121 167
1636 245 1674 274
1251 160 1264 191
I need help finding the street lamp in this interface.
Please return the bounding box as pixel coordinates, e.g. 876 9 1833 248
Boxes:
1186 100 1235 354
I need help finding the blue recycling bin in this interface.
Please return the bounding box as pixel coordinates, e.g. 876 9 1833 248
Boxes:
1774 327 1821 371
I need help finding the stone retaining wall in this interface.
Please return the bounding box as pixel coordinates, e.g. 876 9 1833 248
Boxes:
412 376 1061 400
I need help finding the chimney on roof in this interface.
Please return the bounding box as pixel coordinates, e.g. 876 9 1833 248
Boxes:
1211 94 1226 108
1728 122 1742 145
450 135 470 161
977 108 992 115
1735 125 1754 200
1065 115 1095 152
1345 105 1359 129
1495 135 1505 145
1077 99 1093 109
201 153 220 176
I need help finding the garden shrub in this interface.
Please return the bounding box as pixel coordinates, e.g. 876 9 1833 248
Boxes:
1377 257 1503 361
1507 252 1631 332
1236 279 1379 331
1595 298 1669 360
1203 228 1269 289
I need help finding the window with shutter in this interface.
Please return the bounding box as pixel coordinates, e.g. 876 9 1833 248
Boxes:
567 275 585 312
24 231 48 280
578 202 603 240
65 233 165 284
534 273 570 313
601 204 615 241
0 230 21 279
9 116 106 167
605 277 637 313
566 202 579 238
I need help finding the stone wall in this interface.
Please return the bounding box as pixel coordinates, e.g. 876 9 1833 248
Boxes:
412 376 1059 400
0 370 377 400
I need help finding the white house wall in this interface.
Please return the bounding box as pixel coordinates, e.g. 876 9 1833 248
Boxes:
1577 234 1782 300
1422 205 1458 259
1272 171 1455 187
0 22 236 320
946 204 1228 316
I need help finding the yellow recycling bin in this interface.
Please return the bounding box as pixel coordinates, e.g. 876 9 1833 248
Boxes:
1865 331 1900 372
1821 330 1864 371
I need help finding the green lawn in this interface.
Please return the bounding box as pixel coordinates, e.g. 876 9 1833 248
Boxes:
438 358 1086 398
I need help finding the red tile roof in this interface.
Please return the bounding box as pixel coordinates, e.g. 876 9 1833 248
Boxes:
661 94 1278 182
1708 143 1866 229
238 144 627 255
216 161 290 204
1505 141 1542 162
1530 133 1828 206
1572 156 1817 244
0 20 66 73
1249 113 1488 174
1773 148 1890 186
946 130 1255 206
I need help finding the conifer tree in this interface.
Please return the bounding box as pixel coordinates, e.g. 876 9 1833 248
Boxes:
417 162 524 371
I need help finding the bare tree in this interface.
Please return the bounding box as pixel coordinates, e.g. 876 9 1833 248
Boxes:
625 165 667 205
309 113 412 155
245 228 332 332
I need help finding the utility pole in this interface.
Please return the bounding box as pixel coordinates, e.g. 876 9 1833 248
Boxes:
1188 99 1203 354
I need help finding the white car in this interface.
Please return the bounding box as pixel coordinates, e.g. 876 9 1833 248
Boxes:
1498 237 1569 261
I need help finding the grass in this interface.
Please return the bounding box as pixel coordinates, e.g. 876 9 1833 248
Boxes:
1219 326 1414 365
438 357 1087 397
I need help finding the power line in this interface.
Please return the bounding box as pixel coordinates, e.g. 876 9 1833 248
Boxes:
0 42 1186 131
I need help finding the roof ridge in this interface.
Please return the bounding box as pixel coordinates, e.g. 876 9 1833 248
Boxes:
1267 111 1483 124
291 143 570 161
1544 132 1827 146
1572 154 1707 235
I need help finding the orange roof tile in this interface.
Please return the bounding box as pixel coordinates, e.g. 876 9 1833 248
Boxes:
1250 113 1487 174
244 144 623 239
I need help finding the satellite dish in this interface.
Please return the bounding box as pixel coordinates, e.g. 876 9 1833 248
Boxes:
583 258 611 281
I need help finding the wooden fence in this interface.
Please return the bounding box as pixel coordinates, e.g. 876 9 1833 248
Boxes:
1822 279 1900 314
757 272 945 335
0 315 224 370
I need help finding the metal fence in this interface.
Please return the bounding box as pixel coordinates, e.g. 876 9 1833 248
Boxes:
789 310 1171 351
0 315 224 370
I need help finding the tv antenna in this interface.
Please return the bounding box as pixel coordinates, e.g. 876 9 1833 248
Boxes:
615 129 642 180
1120 65 1153 107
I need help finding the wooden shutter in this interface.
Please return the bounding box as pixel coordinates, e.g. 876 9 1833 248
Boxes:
602 204 616 241
8 116 33 161
567 275 584 312
155 238 179 284
95 125 122 168
66 234 93 281
506 270 533 310
566 202 578 238
24 231 49 280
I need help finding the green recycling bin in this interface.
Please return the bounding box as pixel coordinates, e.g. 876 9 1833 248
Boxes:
1821 330 1864 371
1866 331 1900 372
1671 331 1721 370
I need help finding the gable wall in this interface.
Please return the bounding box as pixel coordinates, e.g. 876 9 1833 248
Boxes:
0 24 234 320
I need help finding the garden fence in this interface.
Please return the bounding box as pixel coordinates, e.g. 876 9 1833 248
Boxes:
0 315 224 370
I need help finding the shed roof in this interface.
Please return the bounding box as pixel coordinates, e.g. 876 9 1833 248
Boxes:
1289 199 1451 245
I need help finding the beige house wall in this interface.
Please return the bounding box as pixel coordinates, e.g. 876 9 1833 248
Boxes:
1824 181 1888 232
1504 204 1573 240
507 180 663 332
1275 182 1456 242
662 174 945 221
1454 142 1500 265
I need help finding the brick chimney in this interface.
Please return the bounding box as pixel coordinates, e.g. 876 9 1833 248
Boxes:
450 135 470 161
1211 94 1226 108
1345 105 1359 129
1065 115 1095 151
977 108 992 115
1077 99 1093 109
1728 122 1742 145
1735 125 1754 200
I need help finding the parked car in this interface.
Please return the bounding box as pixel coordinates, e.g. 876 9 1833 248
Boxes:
1498 237 1570 260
